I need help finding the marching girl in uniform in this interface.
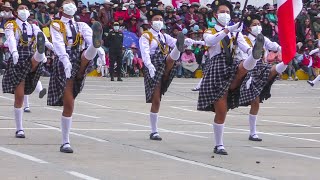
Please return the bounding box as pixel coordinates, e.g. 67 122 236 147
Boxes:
48 0 103 153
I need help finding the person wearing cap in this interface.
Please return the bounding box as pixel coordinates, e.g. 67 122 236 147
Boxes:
105 22 124 81
2 2 53 139
164 8 175 23
235 14 286 142
185 2 199 27
98 0 114 30
124 1 140 22
197 0 266 155
172 15 184 32
138 3 147 21
0 2 14 20
265 6 277 24
140 9 201 141
48 0 103 153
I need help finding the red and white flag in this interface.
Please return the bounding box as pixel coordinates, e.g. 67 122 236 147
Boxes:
277 0 303 64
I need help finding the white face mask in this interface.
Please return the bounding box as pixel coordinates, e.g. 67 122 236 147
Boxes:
114 26 120 31
129 5 135 9
152 21 163 32
250 25 262 36
217 13 231 27
63 3 77 16
18 9 30 21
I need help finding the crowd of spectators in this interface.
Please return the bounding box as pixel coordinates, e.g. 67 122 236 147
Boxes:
0 0 320 79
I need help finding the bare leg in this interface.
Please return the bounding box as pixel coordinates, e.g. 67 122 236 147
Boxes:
229 62 248 91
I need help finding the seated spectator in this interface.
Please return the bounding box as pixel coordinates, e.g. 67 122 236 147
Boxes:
164 8 175 22
89 4 98 20
124 1 140 22
35 6 51 30
185 3 199 27
127 16 139 35
114 5 126 21
181 46 198 78
173 16 184 32
206 9 217 28
313 14 320 38
301 48 316 80
265 6 277 24
118 17 128 32
0 2 14 21
79 6 91 25
312 52 320 76
47 0 57 16
262 18 273 39
139 3 147 20
131 44 143 76
140 19 149 33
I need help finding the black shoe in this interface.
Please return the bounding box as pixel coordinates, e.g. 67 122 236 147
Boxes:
37 32 46 54
249 134 262 141
307 80 314 87
117 77 123 81
176 32 185 52
252 34 265 59
24 107 31 113
111 77 114 81
39 88 47 99
15 130 25 138
60 143 74 153
191 88 199 91
149 132 162 141
213 146 228 155
91 22 103 48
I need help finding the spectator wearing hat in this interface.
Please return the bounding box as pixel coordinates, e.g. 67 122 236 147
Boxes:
185 3 199 28
164 8 175 23
191 2 200 12
172 15 184 32
181 45 198 78
265 6 277 24
140 19 149 32
179 2 189 21
139 3 147 21
35 5 51 30
114 4 126 21
0 2 14 21
105 22 124 81
165 4 174 14
128 16 139 35
308 2 319 23
78 6 91 25
98 0 114 31
198 5 208 20
313 14 320 38
47 0 58 16
125 1 140 22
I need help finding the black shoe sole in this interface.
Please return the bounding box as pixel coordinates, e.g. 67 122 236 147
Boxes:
176 32 185 52
249 137 262 142
252 34 265 59
213 149 228 155
39 88 47 99
37 32 46 54
307 81 314 87
15 134 25 138
92 22 103 48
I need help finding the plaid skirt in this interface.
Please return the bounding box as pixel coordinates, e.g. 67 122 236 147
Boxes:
2 46 43 95
144 49 177 103
197 53 241 111
47 49 93 106
202 56 211 75
238 60 276 107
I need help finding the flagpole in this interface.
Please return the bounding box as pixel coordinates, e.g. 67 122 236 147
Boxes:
231 0 249 58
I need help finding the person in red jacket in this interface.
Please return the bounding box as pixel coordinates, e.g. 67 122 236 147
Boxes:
124 1 140 22
114 4 126 22
301 48 316 80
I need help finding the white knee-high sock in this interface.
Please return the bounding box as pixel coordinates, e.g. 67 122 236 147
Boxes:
312 75 320 84
276 62 288 74
23 96 29 108
150 112 159 133
14 108 23 131
213 123 224 149
195 78 203 89
169 46 181 61
84 44 98 60
34 51 46 62
35 81 43 93
243 54 258 71
61 116 72 146
249 114 257 136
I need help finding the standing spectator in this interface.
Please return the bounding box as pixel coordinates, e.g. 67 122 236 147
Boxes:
313 14 320 38
262 18 273 39
185 3 199 28
105 22 124 81
99 0 114 31
35 6 51 30
79 6 91 25
124 1 140 22
89 4 98 20
265 6 277 24
0 2 14 21
300 19 315 40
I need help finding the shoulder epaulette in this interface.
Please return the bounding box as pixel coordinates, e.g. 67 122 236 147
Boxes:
50 20 66 33
4 20 18 33
142 30 153 45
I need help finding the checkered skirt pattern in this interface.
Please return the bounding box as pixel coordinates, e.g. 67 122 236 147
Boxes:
144 48 177 103
238 60 275 107
2 46 43 95
197 54 240 111
47 49 93 106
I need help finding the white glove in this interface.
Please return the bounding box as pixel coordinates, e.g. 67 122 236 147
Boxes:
184 38 195 46
45 42 54 51
226 22 243 33
60 56 72 79
146 63 156 78
12 51 19 65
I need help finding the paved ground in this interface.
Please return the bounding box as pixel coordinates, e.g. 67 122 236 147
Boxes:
0 77 320 180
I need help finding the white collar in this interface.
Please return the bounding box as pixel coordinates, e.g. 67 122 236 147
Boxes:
149 28 161 36
16 18 28 26
61 16 75 23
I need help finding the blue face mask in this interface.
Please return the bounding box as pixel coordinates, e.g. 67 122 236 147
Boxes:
114 26 120 31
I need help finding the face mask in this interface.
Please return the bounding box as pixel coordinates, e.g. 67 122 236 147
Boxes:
152 21 163 32
217 13 231 27
114 26 120 31
18 9 30 21
250 25 262 36
129 5 134 9
63 3 77 16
